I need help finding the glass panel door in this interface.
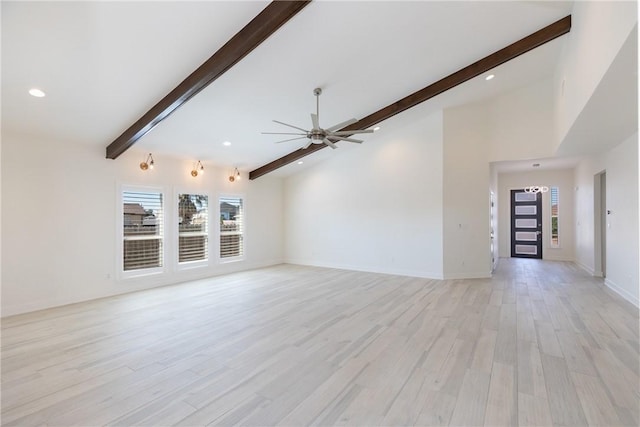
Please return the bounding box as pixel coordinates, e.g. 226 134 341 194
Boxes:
510 189 542 259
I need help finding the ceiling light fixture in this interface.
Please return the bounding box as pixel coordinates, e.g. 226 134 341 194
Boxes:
524 186 548 194
223 141 231 146
29 88 46 97
297 161 304 165
373 126 381 131
139 153 155 171
228 168 241 182
191 160 204 177
485 74 495 81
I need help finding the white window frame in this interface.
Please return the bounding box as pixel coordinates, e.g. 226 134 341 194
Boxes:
118 185 166 280
218 194 245 263
550 186 560 248
175 189 211 270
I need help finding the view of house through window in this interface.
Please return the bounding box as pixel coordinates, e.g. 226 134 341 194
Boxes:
550 186 559 247
178 194 209 263
123 191 163 271
220 197 243 259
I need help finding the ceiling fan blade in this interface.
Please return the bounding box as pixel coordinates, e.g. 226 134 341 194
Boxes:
311 113 319 130
329 136 363 144
323 138 338 149
330 129 374 136
302 139 313 149
261 132 307 135
325 118 358 132
272 120 309 133
273 136 309 144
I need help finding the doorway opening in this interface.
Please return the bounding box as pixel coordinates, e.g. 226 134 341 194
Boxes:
510 189 542 259
490 191 496 272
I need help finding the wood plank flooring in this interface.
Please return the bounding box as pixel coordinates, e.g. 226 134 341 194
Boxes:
1 258 638 426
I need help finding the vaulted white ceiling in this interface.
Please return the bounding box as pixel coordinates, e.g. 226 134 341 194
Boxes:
2 1 574 176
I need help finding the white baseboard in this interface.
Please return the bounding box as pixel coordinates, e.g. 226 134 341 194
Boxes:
572 261 638 307
285 258 444 280
1 258 285 318
604 278 640 308
285 258 497 281
443 271 492 280
575 261 595 276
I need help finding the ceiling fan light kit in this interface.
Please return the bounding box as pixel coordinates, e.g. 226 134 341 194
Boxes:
262 88 374 150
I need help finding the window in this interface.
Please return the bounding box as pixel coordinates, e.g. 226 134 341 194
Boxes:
550 186 559 247
178 194 208 264
220 196 243 259
123 190 163 272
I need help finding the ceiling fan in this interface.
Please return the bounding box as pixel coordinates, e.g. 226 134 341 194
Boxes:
262 88 374 149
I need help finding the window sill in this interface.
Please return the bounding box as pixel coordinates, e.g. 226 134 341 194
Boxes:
219 256 244 264
119 267 164 281
177 260 209 271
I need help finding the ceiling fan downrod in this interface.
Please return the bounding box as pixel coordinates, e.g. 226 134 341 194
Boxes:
313 87 322 127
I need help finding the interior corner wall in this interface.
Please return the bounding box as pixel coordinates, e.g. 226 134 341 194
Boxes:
574 154 605 275
0 125 3 313
1 134 285 316
283 106 444 279
498 169 575 262
442 103 491 279
574 133 639 306
554 1 637 148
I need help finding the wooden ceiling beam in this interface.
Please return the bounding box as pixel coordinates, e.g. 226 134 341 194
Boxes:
249 15 571 180
106 1 311 160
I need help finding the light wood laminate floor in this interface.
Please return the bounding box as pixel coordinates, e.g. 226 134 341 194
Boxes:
2 259 639 426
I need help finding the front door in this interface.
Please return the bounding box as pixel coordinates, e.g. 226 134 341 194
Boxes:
511 189 542 259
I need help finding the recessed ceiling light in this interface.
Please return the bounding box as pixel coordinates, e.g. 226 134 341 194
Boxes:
222 141 231 146
373 126 381 131
297 161 303 165
485 74 495 81
29 88 46 97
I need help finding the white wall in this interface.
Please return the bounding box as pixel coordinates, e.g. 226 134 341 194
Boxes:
488 78 556 162
554 1 637 148
442 103 491 278
284 106 444 279
574 134 639 306
1 133 284 316
283 76 561 281
498 169 575 262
